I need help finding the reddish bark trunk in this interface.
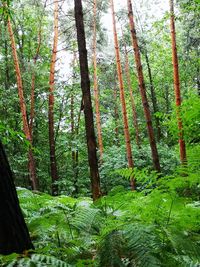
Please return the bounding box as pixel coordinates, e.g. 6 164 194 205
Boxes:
74 0 101 201
127 0 161 173
48 0 59 195
111 0 135 190
92 0 104 163
6 7 38 189
169 0 187 164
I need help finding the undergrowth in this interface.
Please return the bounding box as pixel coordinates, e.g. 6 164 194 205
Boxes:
0 148 200 266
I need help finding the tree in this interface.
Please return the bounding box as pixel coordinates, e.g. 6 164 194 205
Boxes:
111 0 135 189
144 52 162 141
74 0 101 201
0 140 33 255
127 0 161 173
5 2 39 190
48 0 59 195
169 0 187 164
123 37 141 148
92 0 104 163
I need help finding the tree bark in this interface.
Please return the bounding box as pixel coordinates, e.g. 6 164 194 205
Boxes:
0 141 34 255
145 53 162 141
71 51 79 197
169 0 187 164
127 0 161 173
123 41 141 148
6 6 38 190
74 0 101 201
48 0 59 196
113 82 120 147
92 0 104 163
111 0 135 190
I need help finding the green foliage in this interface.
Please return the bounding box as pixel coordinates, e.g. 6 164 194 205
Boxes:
2 163 200 266
167 94 200 144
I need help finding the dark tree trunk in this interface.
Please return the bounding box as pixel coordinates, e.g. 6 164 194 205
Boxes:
113 82 120 147
74 0 101 201
145 53 162 141
127 0 161 173
0 141 34 255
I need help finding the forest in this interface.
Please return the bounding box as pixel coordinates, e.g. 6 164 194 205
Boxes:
0 0 200 266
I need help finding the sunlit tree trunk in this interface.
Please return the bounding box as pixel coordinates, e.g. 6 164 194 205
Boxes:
92 0 103 163
74 0 101 201
48 0 59 195
111 0 135 190
127 0 161 173
6 7 38 190
169 0 187 164
0 140 34 255
123 41 141 148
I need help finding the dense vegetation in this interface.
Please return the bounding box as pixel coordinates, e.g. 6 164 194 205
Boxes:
0 0 199 265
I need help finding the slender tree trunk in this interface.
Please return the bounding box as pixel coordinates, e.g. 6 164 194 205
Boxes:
169 0 187 164
29 26 42 137
0 140 34 255
111 0 135 190
27 22 42 192
73 98 84 196
113 82 120 146
123 41 141 148
71 51 79 196
74 0 101 201
145 53 162 141
92 0 104 163
4 21 9 91
197 64 200 97
6 7 38 189
127 0 161 173
48 0 59 195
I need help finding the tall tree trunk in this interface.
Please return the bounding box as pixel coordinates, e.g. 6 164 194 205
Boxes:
6 7 38 190
0 140 34 255
71 51 79 196
145 53 162 141
73 98 84 197
123 40 141 148
4 20 9 91
74 0 101 201
127 0 161 173
169 0 187 164
28 21 42 193
92 0 104 163
113 82 120 146
48 0 59 196
111 0 135 190
29 24 42 137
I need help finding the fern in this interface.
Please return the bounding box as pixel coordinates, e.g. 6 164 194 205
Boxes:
0 253 71 267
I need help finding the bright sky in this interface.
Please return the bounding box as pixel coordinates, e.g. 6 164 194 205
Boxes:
58 0 169 81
